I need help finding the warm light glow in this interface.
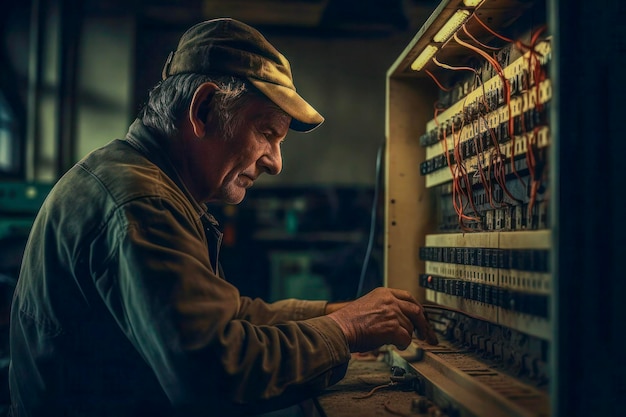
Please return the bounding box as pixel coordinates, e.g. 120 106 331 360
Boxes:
463 0 483 6
411 45 438 71
433 10 471 43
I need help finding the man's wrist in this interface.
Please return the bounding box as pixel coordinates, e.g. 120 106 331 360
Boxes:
324 301 351 315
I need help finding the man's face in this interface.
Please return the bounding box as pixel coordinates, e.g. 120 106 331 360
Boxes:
184 94 291 204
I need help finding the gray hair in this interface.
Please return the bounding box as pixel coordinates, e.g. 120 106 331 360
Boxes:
139 73 258 140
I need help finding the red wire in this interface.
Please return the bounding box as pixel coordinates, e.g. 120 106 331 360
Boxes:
435 107 468 227
456 27 527 203
451 121 481 228
425 69 453 92
473 127 495 209
473 14 516 44
457 120 482 219
429 76 478 229
462 19 502 51
427 23 551 230
524 25 549 226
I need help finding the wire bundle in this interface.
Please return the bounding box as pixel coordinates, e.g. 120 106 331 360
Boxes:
424 16 550 231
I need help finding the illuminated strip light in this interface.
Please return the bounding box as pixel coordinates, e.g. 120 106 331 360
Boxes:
411 45 438 71
433 9 472 43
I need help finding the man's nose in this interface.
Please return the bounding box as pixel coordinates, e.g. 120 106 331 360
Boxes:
259 143 282 175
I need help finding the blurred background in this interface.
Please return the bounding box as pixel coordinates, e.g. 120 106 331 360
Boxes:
0 0 439 410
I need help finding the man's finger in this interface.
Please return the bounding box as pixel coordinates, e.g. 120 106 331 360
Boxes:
417 312 439 345
388 288 418 304
400 301 438 345
390 289 439 345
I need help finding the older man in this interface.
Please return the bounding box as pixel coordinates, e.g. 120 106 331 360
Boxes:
9 18 437 416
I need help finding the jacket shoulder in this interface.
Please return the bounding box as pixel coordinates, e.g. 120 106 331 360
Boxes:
77 139 168 204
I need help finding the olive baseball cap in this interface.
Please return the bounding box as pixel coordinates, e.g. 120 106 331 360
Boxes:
161 18 324 133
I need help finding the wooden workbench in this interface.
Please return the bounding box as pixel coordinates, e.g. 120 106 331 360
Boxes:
311 354 428 417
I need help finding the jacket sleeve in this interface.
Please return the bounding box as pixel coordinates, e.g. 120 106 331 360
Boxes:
91 196 350 413
236 297 328 325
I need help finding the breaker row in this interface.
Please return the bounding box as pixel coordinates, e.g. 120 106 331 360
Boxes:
420 274 549 318
419 104 549 176
419 246 549 272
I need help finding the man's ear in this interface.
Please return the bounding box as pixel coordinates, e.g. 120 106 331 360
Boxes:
189 82 220 138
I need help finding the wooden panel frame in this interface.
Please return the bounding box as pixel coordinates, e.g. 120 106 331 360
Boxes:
384 76 437 301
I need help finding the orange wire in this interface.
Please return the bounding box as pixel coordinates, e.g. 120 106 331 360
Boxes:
433 58 488 228
473 129 495 209
433 57 480 73
435 106 468 228
523 25 549 225
451 120 481 228
428 23 551 229
473 14 516 44
455 118 481 218
425 69 453 92
429 75 476 230
462 20 502 51
454 29 511 141
456 27 529 202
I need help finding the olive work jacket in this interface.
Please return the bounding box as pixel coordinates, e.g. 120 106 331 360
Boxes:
9 119 351 416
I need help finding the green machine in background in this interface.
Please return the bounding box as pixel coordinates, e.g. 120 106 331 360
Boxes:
0 180 52 306
0 181 52 411
0 181 52 241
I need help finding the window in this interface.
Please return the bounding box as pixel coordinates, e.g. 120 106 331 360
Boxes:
0 91 21 177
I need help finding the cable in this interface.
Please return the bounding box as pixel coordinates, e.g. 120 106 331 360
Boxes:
427 26 549 230
423 303 484 321
352 382 395 399
451 117 482 230
461 21 551 197
455 27 524 190
433 57 480 74
429 77 480 230
522 26 549 225
356 141 385 298
425 69 452 92
431 58 492 229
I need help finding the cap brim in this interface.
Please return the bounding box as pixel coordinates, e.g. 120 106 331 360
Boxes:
249 79 324 133
288 118 322 133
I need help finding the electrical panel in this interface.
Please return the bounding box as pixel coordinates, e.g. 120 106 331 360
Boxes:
384 0 556 416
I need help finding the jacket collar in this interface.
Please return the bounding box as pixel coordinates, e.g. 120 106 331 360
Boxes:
123 118 219 226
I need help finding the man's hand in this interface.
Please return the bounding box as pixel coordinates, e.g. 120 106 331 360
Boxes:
327 287 438 352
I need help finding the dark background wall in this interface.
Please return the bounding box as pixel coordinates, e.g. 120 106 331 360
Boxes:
1 0 438 186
